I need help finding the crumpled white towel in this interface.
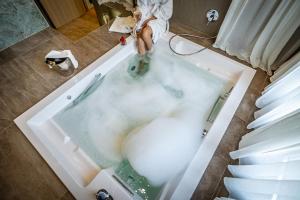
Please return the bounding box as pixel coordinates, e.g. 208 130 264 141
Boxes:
45 50 78 69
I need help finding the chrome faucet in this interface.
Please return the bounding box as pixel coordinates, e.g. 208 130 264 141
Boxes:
96 189 113 200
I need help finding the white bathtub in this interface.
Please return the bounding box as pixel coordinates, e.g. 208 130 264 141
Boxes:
15 32 255 200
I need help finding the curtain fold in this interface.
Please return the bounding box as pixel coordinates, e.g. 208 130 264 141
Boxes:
247 54 300 129
224 178 300 200
239 144 300 165
228 161 300 180
213 0 300 74
217 46 300 200
270 51 300 82
230 110 300 159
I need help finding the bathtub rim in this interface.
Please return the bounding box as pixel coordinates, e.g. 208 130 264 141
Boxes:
14 32 256 200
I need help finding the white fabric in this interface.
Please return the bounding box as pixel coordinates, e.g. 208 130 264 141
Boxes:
123 116 202 186
230 110 300 159
239 144 300 165
228 161 300 180
109 16 135 33
45 50 78 69
213 0 300 74
222 55 300 199
246 58 300 129
270 51 300 82
136 0 172 43
248 89 300 129
137 0 172 21
224 178 300 200
147 19 167 43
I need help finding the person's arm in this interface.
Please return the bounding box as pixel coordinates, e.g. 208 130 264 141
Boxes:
141 16 157 27
152 0 173 21
134 0 155 28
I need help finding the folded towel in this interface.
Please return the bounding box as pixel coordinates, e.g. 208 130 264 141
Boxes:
109 16 136 33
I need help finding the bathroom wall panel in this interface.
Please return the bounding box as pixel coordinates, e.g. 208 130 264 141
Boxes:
0 0 49 50
172 0 232 36
40 0 86 28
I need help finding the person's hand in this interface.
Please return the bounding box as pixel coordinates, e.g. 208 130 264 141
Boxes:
133 10 142 22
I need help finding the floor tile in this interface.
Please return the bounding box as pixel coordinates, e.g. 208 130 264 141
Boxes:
0 98 14 131
0 58 53 116
81 30 113 53
234 87 260 124
60 191 75 200
0 47 17 64
192 155 228 200
214 116 248 162
88 24 125 48
0 125 67 200
9 29 52 54
58 9 99 42
249 68 268 93
0 28 58 63
211 168 231 199
75 33 112 67
20 36 75 88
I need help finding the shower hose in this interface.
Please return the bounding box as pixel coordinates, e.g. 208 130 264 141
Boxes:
168 33 217 56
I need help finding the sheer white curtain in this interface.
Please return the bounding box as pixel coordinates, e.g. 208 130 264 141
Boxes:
213 0 300 74
216 53 300 200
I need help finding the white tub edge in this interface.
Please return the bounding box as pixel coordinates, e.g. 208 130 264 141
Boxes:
14 32 256 200
165 62 255 200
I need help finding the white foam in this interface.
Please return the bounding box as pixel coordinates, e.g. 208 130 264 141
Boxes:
123 107 205 186
54 50 226 183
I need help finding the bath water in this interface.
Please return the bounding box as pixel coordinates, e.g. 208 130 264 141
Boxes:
114 159 161 200
53 47 228 199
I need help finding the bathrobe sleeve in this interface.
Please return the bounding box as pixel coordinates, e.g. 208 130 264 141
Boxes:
137 0 173 21
152 0 173 21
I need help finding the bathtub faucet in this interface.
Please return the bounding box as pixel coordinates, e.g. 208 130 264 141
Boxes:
96 189 113 200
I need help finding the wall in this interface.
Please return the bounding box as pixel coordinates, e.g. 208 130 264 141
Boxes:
172 0 299 70
40 0 86 28
171 0 232 36
0 0 49 50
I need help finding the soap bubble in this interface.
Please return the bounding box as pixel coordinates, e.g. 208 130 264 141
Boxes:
54 48 226 183
123 113 203 186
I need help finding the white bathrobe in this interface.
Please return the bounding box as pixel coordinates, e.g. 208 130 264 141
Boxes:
136 0 173 43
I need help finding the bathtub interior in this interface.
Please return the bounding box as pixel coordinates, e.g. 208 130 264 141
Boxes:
15 33 255 200
52 47 231 198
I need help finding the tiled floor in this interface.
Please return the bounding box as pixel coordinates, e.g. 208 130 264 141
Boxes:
57 8 100 42
0 21 269 200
